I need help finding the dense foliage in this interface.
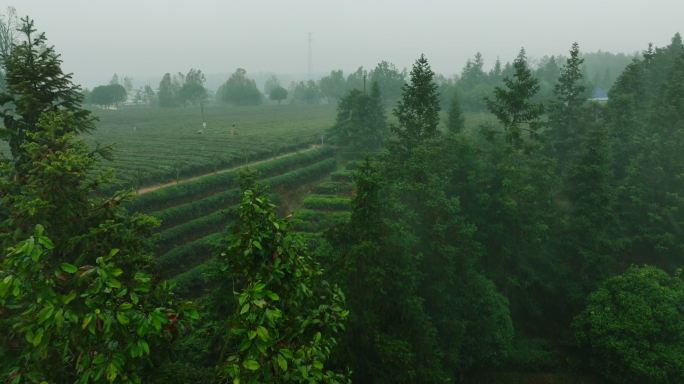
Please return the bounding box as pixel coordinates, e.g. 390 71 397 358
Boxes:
219 68 262 106
3 12 684 384
213 183 349 383
328 82 387 150
573 266 684 384
0 19 194 383
89 84 127 107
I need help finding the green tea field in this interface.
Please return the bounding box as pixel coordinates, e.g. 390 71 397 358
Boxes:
85 104 336 189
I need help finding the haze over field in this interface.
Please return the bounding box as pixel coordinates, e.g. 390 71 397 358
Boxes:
5 1 684 382
12 0 684 87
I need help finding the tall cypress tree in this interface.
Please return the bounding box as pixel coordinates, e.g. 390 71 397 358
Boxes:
560 104 616 314
326 159 446 383
486 48 544 151
390 54 440 156
0 18 191 383
606 60 647 180
328 81 387 150
548 42 587 170
617 52 684 268
0 17 94 163
446 91 465 134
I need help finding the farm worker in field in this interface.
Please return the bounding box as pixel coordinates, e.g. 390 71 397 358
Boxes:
231 122 238 136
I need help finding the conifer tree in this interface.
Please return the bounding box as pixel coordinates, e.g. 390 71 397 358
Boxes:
328 81 387 150
617 52 684 267
446 91 465 134
0 17 93 163
486 48 544 151
548 42 587 170
560 104 616 312
390 54 441 156
605 60 647 179
0 18 193 383
326 159 447 383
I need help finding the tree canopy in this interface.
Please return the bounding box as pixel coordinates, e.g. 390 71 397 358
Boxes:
219 68 262 106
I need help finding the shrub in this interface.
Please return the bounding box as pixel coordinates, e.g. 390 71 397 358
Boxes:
573 265 684 384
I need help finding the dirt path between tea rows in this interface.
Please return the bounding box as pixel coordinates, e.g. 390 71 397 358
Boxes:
136 145 322 195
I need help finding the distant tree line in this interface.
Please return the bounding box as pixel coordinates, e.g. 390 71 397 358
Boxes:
79 51 632 111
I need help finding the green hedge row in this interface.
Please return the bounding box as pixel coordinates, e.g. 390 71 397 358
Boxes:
154 209 231 255
302 195 352 211
128 146 333 213
313 181 354 195
291 209 351 232
154 188 241 231
103 141 316 195
156 232 222 279
154 157 337 231
264 158 336 190
330 169 354 182
169 262 211 299
154 158 337 256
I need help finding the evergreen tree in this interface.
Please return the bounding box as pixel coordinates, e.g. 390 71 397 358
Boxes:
616 52 684 268
326 159 446 383
0 20 192 382
486 48 544 151
328 82 387 150
548 42 588 170
390 54 441 157
158 73 179 107
369 60 406 105
387 137 514 376
0 17 94 163
446 91 465 134
605 60 647 180
559 104 616 314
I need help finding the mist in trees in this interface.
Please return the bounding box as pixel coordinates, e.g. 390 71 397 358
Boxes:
218 68 262 106
89 83 127 107
4 6 684 384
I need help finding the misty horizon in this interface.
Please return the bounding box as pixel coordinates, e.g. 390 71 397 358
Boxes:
7 0 683 89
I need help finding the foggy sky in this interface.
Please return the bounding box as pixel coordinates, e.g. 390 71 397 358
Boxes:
8 0 684 88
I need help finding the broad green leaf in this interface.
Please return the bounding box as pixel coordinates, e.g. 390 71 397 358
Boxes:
107 278 122 289
36 305 54 324
106 362 118 382
256 326 269 341
32 328 44 346
266 291 280 301
60 263 78 274
243 360 260 371
62 291 77 305
116 313 129 325
280 349 293 359
240 303 250 315
82 314 93 330
277 355 288 371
